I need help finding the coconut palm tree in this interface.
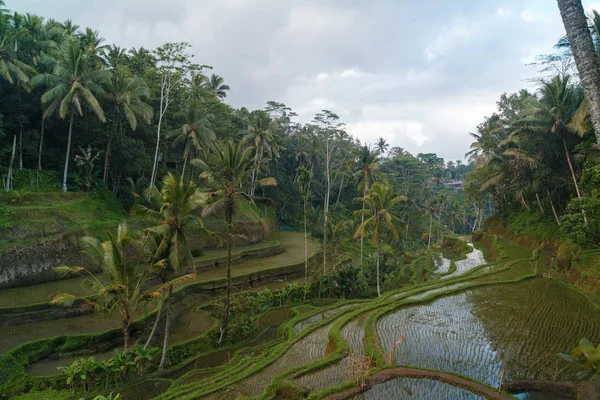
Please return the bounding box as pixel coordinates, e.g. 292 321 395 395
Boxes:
167 100 215 179
34 39 109 192
192 140 276 343
243 110 280 195
52 223 159 349
375 137 389 154
353 183 406 296
206 74 229 99
131 173 207 369
102 65 153 183
557 0 600 144
514 75 585 201
0 13 35 89
351 145 381 271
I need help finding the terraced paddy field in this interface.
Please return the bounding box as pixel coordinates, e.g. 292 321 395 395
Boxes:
5 237 599 400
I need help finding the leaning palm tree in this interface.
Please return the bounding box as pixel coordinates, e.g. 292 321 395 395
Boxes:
557 0 600 144
131 173 206 369
296 166 313 284
353 183 406 297
34 39 109 192
102 65 153 183
52 223 159 349
192 140 277 343
351 145 381 271
206 74 230 99
167 100 215 178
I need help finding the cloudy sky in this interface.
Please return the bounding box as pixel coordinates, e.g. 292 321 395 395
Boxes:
9 0 600 160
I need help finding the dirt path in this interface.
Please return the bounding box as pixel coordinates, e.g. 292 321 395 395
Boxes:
323 367 511 400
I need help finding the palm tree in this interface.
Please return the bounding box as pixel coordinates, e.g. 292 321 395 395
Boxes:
296 165 313 284
131 173 206 369
102 44 127 70
167 100 215 179
353 183 406 296
351 145 381 272
186 72 210 102
34 39 109 192
375 137 389 154
515 76 585 201
0 14 35 89
52 223 159 349
206 74 229 99
192 140 276 343
557 0 600 144
102 65 153 183
243 110 280 195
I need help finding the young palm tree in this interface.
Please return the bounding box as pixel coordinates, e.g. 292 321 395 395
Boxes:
102 65 153 183
167 100 215 179
375 137 389 154
351 145 381 271
52 223 159 349
557 0 600 144
353 183 406 296
34 39 109 192
131 173 206 369
206 74 230 99
192 140 276 343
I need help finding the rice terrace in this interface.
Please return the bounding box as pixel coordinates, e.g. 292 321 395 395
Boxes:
1 0 600 399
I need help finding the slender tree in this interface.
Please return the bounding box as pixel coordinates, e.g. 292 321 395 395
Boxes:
131 173 206 369
353 183 406 296
34 39 109 192
296 165 313 284
192 140 276 343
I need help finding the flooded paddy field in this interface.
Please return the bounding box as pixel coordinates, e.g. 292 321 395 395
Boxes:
378 278 600 386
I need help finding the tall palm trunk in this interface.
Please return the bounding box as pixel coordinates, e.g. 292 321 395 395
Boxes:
103 136 112 184
376 239 381 297
181 148 189 179
122 321 130 349
37 117 45 171
18 121 23 170
144 295 165 350
62 112 74 192
4 135 16 192
360 203 365 273
150 79 166 188
563 138 588 225
558 0 600 144
427 213 433 248
535 193 545 215
548 189 561 226
303 192 308 284
158 284 172 370
219 214 233 344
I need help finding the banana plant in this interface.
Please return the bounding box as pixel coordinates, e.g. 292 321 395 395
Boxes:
558 338 600 380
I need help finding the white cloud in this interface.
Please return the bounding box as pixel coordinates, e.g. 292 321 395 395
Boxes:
520 10 536 22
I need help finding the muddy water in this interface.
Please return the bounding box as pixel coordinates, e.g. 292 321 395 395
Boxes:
293 304 354 334
350 378 483 400
378 279 600 387
441 244 485 279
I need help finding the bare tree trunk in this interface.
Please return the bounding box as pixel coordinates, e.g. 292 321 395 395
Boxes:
405 217 409 239
219 220 233 344
323 142 331 275
18 121 23 170
558 0 600 144
103 136 112 184
122 323 130 350
144 295 165 350
360 202 365 273
158 284 172 370
304 193 309 285
37 117 45 171
535 193 545 215
376 239 381 297
62 112 74 193
427 213 433 249
563 138 588 225
150 79 166 188
4 135 16 192
548 189 561 226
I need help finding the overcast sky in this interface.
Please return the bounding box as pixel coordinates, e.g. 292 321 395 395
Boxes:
9 1 600 161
